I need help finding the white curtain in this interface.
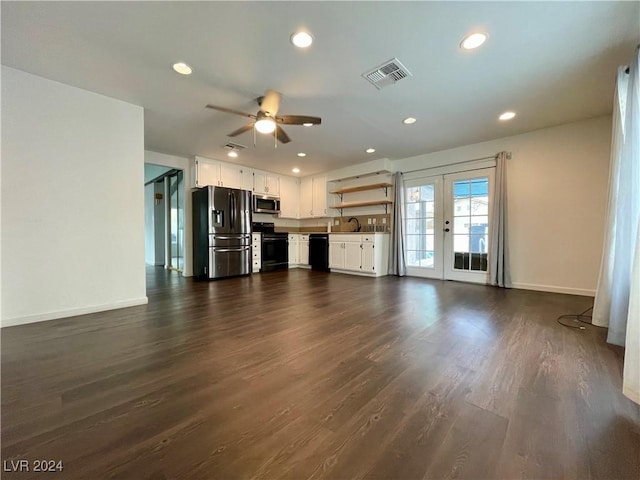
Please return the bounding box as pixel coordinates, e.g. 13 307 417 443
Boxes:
489 152 512 287
593 47 640 404
388 172 407 276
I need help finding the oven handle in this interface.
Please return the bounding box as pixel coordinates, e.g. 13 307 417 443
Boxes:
262 238 287 242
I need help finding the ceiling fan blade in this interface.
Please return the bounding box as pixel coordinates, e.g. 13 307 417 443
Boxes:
260 90 281 116
276 115 321 126
206 104 256 119
274 125 291 144
228 123 255 137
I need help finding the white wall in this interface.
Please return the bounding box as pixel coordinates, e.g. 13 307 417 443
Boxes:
1 66 147 327
393 115 612 296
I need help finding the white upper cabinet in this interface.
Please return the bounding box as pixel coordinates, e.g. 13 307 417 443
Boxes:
194 157 220 188
312 175 328 217
253 170 280 196
219 162 243 189
299 177 314 218
279 176 300 219
194 156 246 190
299 175 329 218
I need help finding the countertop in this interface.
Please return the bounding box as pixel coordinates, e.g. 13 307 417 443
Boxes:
277 230 389 235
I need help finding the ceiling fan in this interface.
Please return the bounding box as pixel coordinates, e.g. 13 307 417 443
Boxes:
206 90 321 145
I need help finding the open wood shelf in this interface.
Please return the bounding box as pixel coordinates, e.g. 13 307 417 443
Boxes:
330 182 392 195
330 200 392 215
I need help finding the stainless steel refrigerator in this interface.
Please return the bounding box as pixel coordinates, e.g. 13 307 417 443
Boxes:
192 186 252 279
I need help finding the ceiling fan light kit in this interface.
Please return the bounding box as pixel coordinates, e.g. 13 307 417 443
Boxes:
255 117 276 134
206 89 321 147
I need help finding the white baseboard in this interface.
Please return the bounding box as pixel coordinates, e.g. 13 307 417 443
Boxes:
511 282 595 297
1 297 149 328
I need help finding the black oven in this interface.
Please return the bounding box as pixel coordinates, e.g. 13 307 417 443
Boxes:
252 222 288 272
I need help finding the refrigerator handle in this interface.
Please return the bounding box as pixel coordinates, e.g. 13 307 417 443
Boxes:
230 191 236 228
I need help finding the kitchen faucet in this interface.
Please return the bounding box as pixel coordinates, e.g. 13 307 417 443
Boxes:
347 217 361 232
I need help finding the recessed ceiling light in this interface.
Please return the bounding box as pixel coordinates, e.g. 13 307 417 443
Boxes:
172 62 192 75
292 167 301 173
227 150 238 158
403 117 417 125
291 31 313 48
297 152 306 157
302 123 314 127
460 32 487 50
366 148 376 154
499 111 516 121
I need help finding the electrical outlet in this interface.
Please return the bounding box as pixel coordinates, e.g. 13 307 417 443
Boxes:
382 218 387 224
368 218 372 225
335 220 339 225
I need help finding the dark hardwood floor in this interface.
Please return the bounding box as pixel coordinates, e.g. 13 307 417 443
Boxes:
2 267 639 479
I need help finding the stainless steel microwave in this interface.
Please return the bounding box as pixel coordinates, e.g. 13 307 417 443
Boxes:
252 194 281 214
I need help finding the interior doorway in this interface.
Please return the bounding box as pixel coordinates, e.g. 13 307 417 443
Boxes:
144 164 185 273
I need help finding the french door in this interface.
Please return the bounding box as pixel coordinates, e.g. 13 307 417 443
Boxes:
404 168 494 283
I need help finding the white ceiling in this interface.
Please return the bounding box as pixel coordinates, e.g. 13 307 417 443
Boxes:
2 2 639 176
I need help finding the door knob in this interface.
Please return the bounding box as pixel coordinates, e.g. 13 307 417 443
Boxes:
444 228 450 232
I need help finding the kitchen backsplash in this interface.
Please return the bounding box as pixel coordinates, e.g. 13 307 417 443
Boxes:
262 213 391 233
284 214 391 233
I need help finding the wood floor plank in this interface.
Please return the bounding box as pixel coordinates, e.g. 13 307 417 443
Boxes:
1 267 638 479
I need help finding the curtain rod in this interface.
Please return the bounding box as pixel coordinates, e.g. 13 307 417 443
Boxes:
400 153 508 175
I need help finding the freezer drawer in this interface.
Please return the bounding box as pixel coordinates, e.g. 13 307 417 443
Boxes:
208 245 252 278
209 234 251 248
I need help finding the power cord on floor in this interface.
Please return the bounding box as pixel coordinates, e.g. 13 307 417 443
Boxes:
557 306 599 330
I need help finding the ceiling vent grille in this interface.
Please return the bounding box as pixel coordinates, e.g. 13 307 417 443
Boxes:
362 58 412 89
224 142 246 151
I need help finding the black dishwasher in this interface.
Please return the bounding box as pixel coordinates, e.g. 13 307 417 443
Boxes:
309 234 330 271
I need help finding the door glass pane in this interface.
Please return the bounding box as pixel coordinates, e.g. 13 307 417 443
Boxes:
452 177 488 272
405 182 436 269
169 170 184 272
453 217 469 234
420 185 434 201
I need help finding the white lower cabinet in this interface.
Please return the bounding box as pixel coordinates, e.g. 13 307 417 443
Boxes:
288 234 310 268
252 233 261 273
361 242 375 273
299 235 309 266
288 234 299 267
328 234 389 276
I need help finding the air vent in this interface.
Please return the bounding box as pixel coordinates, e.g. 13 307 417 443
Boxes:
362 58 412 89
223 142 246 151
